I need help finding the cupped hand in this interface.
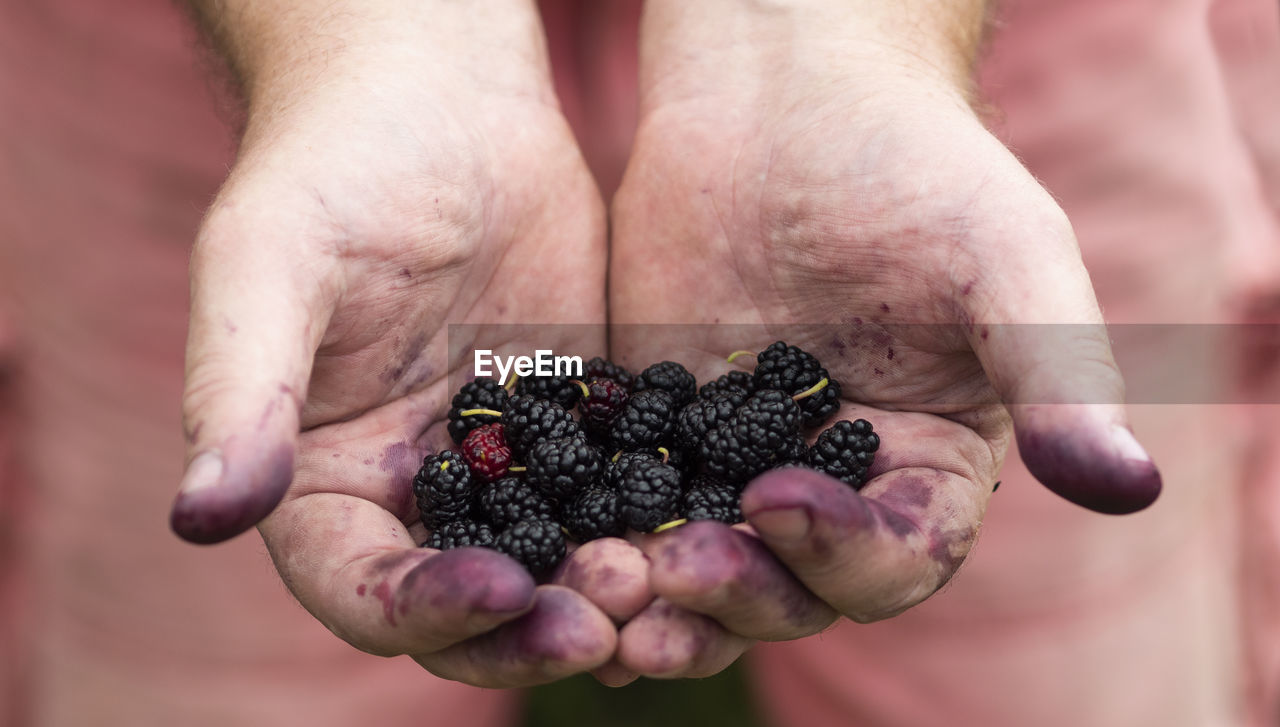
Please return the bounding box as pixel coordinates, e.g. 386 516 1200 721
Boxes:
608 2 1162 677
170 5 629 686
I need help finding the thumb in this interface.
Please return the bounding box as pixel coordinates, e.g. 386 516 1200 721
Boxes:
964 214 1161 515
171 208 332 543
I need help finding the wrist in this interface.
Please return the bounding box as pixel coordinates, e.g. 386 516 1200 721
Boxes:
190 0 554 116
639 0 988 109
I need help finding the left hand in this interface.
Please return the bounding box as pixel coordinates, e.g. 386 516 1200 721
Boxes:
606 0 1161 677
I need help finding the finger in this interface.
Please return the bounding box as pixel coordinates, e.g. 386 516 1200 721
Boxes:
553 537 654 623
416 585 618 688
617 598 754 679
643 521 836 640
172 202 333 543
591 658 640 688
960 205 1161 514
259 492 535 656
743 466 984 622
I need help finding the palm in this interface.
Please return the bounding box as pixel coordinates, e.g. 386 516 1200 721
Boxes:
605 78 1093 666
280 94 607 519
611 83 1028 541
180 78 619 684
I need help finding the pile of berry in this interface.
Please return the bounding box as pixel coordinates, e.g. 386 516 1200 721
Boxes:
411 342 879 576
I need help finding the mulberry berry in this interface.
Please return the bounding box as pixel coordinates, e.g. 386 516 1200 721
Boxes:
808 419 879 488
496 519 566 576
447 378 508 445
460 423 512 482
502 394 580 460
412 451 477 527
609 389 677 451
526 436 604 501
753 341 841 428
563 487 625 541
618 459 683 532
634 361 698 407
479 477 557 530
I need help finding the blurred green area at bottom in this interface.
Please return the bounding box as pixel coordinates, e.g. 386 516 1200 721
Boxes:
521 659 767 727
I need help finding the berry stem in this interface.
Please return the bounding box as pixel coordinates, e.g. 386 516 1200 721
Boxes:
507 466 527 473
726 350 757 364
792 377 830 401
458 408 503 418
571 379 591 398
504 373 520 393
652 518 688 533
656 447 670 464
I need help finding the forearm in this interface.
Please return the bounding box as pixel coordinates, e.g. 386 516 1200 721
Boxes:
182 0 553 111
639 0 991 107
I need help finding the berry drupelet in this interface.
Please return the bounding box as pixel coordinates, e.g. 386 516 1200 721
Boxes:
412 451 477 528
808 419 879 488
496 519 566 576
447 377 509 445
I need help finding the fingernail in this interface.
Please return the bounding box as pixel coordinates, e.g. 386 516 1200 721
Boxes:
179 450 223 496
1111 425 1153 464
749 506 812 543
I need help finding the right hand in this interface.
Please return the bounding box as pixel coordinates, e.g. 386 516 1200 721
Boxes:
171 1 639 686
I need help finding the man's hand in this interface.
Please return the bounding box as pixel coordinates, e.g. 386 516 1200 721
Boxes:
608 0 1161 677
170 0 627 686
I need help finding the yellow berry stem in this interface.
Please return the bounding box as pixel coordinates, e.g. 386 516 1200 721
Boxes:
652 519 688 533
792 377 829 401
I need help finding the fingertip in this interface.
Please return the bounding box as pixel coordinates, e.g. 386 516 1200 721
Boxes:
507 586 618 677
647 520 746 599
554 538 653 622
617 600 750 679
401 548 537 624
169 444 293 544
741 468 875 541
591 658 640 688
1017 411 1162 514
